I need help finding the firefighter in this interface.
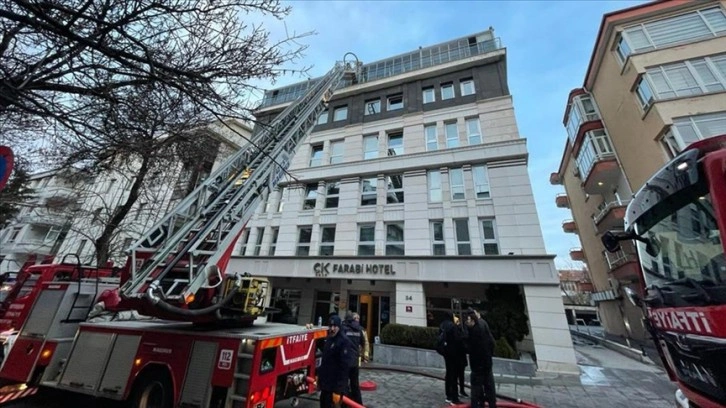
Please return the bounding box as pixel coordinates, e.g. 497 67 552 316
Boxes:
317 314 354 408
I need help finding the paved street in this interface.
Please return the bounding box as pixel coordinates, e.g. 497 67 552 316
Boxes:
4 336 677 408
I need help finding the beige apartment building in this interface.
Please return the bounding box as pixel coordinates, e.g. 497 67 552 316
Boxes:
552 0 726 341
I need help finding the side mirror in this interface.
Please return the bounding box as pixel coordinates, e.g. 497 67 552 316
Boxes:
623 286 642 308
601 231 622 253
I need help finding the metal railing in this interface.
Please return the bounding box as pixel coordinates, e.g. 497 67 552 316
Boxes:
592 199 629 225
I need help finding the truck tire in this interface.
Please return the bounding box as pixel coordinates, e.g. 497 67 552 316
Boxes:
130 369 173 408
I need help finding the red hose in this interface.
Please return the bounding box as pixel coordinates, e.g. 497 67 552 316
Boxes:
306 376 367 408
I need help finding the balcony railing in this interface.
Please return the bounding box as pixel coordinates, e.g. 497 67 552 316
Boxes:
592 199 629 231
1 239 54 255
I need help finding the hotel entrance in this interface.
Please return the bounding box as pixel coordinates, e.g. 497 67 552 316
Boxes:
347 293 390 341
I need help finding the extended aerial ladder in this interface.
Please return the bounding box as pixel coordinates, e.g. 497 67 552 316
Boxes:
116 57 361 324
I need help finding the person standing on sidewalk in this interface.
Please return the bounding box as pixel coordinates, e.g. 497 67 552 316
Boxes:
341 311 365 405
454 314 469 398
318 314 354 408
464 308 496 408
440 311 463 405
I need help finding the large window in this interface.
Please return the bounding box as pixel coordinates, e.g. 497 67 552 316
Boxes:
325 181 340 208
363 135 378 159
481 219 499 255
431 220 445 255
454 219 471 255
642 55 726 102
333 106 348 121
361 177 377 206
330 140 344 164
472 165 491 199
663 112 726 155
320 226 336 256
460 78 475 96
385 222 405 255
425 124 438 151
466 118 482 145
618 7 726 59
428 170 442 202
365 99 381 115
303 184 317 210
253 227 264 256
449 168 465 200
386 175 404 204
296 226 312 256
358 224 375 255
423 87 435 104
388 131 403 156
269 227 279 256
309 144 324 167
445 122 459 148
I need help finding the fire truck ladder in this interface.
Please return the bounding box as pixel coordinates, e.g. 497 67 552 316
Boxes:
120 58 361 317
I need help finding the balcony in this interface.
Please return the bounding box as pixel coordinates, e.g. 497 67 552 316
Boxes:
570 248 585 261
582 154 620 195
1 239 54 256
555 193 570 208
562 220 577 234
549 172 562 185
591 289 620 303
604 241 640 283
564 91 602 146
592 200 628 232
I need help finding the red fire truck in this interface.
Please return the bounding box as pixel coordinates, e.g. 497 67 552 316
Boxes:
603 136 726 408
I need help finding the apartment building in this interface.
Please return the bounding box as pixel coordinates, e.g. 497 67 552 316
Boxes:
558 269 596 325
552 0 726 341
1 120 253 272
231 30 578 373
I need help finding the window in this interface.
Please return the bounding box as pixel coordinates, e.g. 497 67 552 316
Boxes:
666 112 726 153
317 110 329 125
269 288 300 324
425 124 438 151
472 165 491 199
325 181 340 208
643 55 726 103
253 227 264 256
106 178 117 194
333 106 348 121
388 132 403 156
445 122 459 148
365 99 381 115
296 226 312 256
635 77 655 109
449 168 465 200
428 170 442 202
303 184 317 210
277 188 286 212
618 7 726 58
269 227 279 256
309 144 324 167
361 177 377 206
320 226 336 256
387 94 403 111
239 229 250 255
454 219 471 255
431 220 445 255
466 118 482 145
423 87 435 103
358 224 375 255
135 202 147 221
78 239 88 256
329 140 344 164
460 78 475 96
363 135 378 159
44 227 62 243
386 175 404 204
481 219 499 255
441 83 455 100
615 35 632 64
576 129 615 179
7 228 21 242
385 223 405 255
122 237 134 251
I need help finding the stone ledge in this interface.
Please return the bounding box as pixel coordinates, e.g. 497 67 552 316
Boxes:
372 343 536 377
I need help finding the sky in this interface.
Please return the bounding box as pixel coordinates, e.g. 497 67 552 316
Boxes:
247 0 646 269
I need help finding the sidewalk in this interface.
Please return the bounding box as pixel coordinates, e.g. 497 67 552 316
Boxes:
569 329 664 370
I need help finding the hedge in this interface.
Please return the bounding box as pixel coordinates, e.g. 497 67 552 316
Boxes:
380 323 519 359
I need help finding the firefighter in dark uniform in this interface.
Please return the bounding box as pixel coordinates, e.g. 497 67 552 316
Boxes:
342 311 364 405
317 314 354 408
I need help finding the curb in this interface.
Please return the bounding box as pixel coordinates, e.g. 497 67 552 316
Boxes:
570 330 656 366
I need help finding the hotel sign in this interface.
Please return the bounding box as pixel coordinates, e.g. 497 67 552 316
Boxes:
313 262 397 277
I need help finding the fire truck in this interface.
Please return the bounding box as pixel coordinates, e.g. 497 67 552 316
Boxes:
603 136 726 408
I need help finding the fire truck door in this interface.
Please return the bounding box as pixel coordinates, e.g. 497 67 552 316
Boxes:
97 334 142 397
179 341 217 408
58 331 116 392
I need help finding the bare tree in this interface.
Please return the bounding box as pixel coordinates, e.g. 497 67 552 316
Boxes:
0 0 311 265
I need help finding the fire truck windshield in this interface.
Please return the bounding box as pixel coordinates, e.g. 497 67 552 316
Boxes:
634 189 726 306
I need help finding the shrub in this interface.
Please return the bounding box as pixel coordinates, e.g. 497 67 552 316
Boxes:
494 336 518 359
380 323 439 351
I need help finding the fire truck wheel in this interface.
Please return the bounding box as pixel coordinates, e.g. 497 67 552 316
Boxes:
130 368 173 408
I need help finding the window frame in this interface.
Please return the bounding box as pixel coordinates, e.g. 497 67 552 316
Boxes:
635 76 655 109
386 174 404 204
460 78 475 96
449 168 465 200
480 218 500 255
454 219 471 255
296 226 313 256
303 184 318 210
422 87 436 104
317 110 329 125
428 170 442 202
431 220 445 255
385 222 405 255
441 83 455 100
466 117 482 145
387 131 404 156
472 165 491 199
361 177 377 206
325 181 340 209
329 140 344 164
269 227 279 256
319 225 336 256
364 99 381 115
333 106 348 121
253 227 264 256
357 224 376 255
387 94 404 111
425 124 438 151
445 122 459 148
309 144 324 167
363 134 379 159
